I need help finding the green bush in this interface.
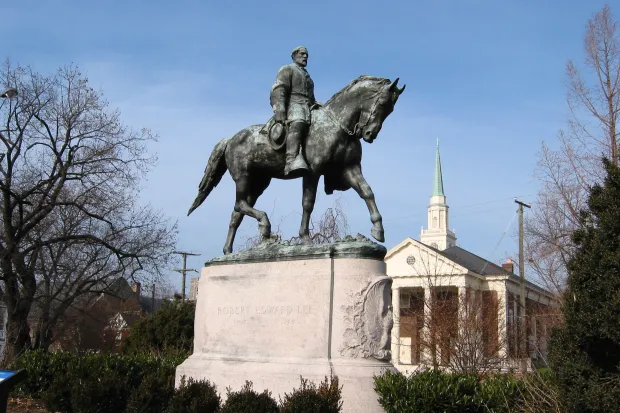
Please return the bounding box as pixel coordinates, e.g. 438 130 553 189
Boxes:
125 369 176 413
42 369 73 413
549 157 620 412
220 381 279 413
122 299 196 356
12 350 181 413
477 373 524 413
374 369 524 413
165 376 220 413
279 376 342 413
71 369 132 413
13 350 74 398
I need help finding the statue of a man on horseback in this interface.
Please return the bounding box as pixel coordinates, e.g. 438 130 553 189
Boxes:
187 47 405 255
269 46 320 176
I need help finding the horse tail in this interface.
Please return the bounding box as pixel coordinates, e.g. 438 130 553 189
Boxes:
187 137 230 216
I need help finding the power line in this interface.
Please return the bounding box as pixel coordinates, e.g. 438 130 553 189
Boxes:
479 211 519 275
382 195 536 224
173 250 201 301
454 195 536 210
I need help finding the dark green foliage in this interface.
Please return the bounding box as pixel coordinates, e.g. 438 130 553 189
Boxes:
42 370 73 413
125 370 175 413
12 350 74 398
279 376 342 413
70 370 132 413
549 158 620 412
122 299 196 356
477 373 524 412
220 381 279 413
165 377 220 413
374 369 524 413
12 350 181 413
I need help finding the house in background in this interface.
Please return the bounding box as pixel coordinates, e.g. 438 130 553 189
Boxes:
50 279 164 351
104 311 143 345
385 142 560 373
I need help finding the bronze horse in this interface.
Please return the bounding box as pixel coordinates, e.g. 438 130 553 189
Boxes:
188 75 405 254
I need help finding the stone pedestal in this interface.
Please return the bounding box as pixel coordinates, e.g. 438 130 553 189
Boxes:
175 236 395 413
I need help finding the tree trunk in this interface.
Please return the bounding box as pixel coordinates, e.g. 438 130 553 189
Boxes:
2 256 36 361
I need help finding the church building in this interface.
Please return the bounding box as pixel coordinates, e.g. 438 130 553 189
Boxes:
384 141 559 372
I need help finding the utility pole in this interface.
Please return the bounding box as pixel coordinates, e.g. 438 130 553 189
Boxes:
151 284 156 312
173 251 201 301
515 199 531 373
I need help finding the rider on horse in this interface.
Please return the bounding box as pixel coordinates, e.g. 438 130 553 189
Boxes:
270 46 321 176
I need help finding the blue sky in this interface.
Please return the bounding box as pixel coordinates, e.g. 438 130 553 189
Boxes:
2 0 611 294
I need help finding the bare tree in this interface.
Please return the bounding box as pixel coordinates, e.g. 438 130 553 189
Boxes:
0 62 177 358
526 4 620 299
398 249 509 373
239 198 350 249
447 288 508 374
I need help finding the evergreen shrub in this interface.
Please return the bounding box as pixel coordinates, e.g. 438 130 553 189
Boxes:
220 381 279 413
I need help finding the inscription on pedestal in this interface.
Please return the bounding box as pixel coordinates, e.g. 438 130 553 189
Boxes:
216 305 314 327
216 305 313 316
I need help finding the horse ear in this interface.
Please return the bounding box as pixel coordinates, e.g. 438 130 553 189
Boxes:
389 78 400 91
398 84 406 95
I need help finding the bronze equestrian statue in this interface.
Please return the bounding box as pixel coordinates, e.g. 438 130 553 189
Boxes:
188 47 405 254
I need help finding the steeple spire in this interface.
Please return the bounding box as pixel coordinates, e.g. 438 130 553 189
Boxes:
420 138 456 250
432 138 445 197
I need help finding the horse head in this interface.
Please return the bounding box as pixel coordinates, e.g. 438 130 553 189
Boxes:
355 76 406 143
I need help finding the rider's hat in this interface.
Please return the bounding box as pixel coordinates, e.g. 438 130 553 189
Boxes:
268 121 286 150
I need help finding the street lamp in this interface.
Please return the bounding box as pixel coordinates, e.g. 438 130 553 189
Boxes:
0 88 16 163
0 88 17 99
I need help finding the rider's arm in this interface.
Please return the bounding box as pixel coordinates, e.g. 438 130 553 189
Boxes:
270 66 292 121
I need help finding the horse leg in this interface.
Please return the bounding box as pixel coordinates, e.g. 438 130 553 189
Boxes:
343 166 385 242
223 210 243 255
234 178 272 240
299 175 319 243
224 178 271 254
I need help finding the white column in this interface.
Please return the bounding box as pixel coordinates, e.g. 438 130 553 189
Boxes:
530 313 537 359
513 293 519 359
420 287 431 365
541 315 548 359
391 287 401 366
497 286 508 358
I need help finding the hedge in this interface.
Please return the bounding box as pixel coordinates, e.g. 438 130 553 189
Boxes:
11 351 343 413
374 369 525 413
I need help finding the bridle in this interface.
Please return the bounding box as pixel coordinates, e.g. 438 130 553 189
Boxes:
322 87 386 138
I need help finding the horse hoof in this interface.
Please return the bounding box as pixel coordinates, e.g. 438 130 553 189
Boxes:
259 224 272 239
223 247 232 255
371 227 385 243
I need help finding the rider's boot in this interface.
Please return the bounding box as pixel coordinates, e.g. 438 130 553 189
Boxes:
284 123 309 176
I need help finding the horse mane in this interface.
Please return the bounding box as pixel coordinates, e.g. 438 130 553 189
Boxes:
325 75 391 105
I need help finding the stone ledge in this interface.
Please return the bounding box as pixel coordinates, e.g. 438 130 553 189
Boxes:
205 234 386 266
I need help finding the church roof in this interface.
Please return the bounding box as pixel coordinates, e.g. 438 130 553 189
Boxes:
432 139 445 197
436 246 511 276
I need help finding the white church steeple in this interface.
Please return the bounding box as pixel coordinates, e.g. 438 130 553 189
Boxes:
420 139 456 250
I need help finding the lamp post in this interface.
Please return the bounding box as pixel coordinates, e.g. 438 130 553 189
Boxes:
0 88 17 99
0 88 17 163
